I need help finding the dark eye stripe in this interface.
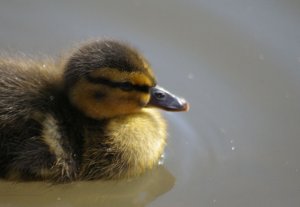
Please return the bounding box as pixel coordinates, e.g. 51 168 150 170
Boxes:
133 84 150 93
86 75 150 93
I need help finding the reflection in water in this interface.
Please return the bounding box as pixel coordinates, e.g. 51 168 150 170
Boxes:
0 166 175 207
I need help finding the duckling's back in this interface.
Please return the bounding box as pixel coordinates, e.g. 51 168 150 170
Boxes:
0 57 70 180
0 58 62 125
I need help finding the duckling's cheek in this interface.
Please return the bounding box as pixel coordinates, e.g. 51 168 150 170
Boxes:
68 81 138 119
117 91 150 109
68 79 106 119
69 79 151 119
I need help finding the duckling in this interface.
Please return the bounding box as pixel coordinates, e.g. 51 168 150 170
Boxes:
0 40 189 182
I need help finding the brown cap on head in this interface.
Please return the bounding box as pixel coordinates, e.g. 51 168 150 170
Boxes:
63 40 156 91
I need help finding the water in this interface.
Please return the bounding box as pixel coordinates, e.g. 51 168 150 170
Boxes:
1 0 300 206
0 166 175 207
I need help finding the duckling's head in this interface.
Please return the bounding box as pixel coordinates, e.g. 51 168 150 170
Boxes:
64 40 188 119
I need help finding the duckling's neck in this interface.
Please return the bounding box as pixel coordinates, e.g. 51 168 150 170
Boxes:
80 108 167 180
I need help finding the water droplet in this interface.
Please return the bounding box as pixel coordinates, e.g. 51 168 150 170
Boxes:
57 197 61 201
42 64 46 68
231 146 236 151
187 73 194 79
230 139 234 144
49 96 54 101
158 153 165 165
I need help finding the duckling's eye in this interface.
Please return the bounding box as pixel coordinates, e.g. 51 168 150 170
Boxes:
119 82 134 91
154 91 166 100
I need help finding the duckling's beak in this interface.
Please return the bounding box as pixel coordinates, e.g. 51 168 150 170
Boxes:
147 86 189 112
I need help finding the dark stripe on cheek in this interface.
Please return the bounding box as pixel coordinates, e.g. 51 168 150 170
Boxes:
86 74 150 93
93 91 106 100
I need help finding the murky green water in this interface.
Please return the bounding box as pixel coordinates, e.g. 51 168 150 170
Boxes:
1 0 300 206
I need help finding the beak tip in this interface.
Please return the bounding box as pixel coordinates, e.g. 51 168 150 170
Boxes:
179 100 190 112
183 102 190 112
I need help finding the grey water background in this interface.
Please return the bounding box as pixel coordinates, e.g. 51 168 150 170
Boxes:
0 0 300 206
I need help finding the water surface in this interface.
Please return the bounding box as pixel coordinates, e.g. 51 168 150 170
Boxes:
0 0 300 206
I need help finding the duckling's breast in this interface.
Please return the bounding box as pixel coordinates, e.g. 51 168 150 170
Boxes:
80 109 167 180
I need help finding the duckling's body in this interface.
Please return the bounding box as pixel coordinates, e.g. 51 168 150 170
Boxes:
0 58 81 181
0 40 187 182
